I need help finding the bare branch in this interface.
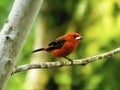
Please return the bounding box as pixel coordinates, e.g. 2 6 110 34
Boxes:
12 47 120 75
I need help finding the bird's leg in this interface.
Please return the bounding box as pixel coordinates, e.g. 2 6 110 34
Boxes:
64 56 73 64
64 56 72 61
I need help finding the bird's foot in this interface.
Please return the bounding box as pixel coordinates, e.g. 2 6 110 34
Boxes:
64 56 73 64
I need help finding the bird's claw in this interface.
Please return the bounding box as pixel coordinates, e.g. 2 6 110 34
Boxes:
64 57 73 64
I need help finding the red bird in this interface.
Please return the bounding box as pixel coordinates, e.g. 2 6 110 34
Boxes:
32 32 83 61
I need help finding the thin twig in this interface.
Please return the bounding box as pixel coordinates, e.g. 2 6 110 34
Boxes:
12 47 120 75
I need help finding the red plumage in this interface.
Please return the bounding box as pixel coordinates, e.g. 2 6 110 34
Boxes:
32 32 83 60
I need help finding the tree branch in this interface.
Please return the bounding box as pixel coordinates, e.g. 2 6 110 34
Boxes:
12 47 120 75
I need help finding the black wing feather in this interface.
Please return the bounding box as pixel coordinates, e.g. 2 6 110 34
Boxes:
46 39 66 51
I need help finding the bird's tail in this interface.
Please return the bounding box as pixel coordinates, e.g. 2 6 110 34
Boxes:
32 48 44 53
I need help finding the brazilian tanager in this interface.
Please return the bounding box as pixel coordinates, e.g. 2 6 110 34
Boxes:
32 32 83 61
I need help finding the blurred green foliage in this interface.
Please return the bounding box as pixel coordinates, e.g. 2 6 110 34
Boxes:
0 0 14 29
1 0 120 90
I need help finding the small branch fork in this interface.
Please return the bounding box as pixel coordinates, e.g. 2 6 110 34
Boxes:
12 47 120 75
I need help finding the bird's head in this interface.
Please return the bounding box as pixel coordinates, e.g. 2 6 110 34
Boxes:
65 32 83 43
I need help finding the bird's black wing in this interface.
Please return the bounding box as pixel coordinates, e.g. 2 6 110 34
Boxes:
46 37 66 51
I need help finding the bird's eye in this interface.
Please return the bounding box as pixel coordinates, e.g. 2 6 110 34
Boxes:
73 35 77 38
